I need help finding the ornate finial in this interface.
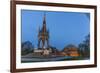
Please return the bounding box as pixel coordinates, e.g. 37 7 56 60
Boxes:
44 12 46 17
42 12 47 32
43 12 46 24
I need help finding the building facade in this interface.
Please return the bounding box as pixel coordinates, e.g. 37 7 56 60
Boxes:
38 14 49 49
33 14 51 56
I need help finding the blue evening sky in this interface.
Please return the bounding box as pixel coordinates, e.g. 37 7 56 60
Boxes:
21 10 90 50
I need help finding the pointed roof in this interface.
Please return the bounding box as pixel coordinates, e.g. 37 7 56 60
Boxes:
42 13 47 32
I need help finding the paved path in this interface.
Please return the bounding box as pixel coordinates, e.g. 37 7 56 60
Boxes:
21 56 72 62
